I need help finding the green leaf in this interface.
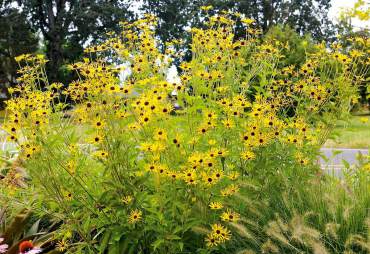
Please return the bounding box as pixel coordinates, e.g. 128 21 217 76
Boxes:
178 242 184 251
99 230 111 253
342 159 350 169
152 239 165 251
165 234 181 240
332 150 343 157
26 219 41 237
3 209 31 242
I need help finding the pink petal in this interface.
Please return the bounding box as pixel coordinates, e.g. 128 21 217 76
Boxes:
26 248 42 254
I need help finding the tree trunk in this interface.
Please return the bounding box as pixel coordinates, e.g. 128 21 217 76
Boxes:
47 33 63 83
262 0 274 32
43 0 65 83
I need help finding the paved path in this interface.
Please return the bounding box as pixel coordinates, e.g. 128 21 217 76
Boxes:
320 148 368 165
320 148 368 177
0 140 17 154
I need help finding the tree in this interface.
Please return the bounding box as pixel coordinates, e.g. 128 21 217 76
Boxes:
240 0 334 40
264 25 317 67
142 0 334 44
336 0 370 108
0 3 39 106
15 0 134 82
141 0 204 45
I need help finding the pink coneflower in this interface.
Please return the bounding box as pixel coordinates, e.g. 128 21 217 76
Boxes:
19 241 42 254
0 238 8 254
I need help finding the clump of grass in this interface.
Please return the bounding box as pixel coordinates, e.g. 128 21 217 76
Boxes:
325 115 370 149
231 160 370 254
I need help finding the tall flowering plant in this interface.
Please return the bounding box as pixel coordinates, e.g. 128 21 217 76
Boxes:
1 10 368 253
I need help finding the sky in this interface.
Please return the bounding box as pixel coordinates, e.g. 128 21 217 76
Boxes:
329 0 369 29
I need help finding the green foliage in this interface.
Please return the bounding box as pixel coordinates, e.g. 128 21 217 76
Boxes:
264 25 317 66
141 0 202 45
1 10 369 254
0 6 38 107
325 115 370 148
0 209 57 254
231 155 370 253
14 0 134 82
335 0 370 108
142 0 335 45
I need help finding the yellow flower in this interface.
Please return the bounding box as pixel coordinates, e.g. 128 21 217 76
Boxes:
128 209 142 224
203 173 217 186
188 137 199 146
200 5 213 11
228 171 240 180
68 144 78 153
208 139 217 145
204 110 217 120
209 201 223 210
63 191 73 201
93 118 106 129
362 163 370 172
94 150 109 159
66 160 76 174
184 177 197 185
241 18 255 25
183 169 196 178
154 128 167 140
241 150 255 160
7 134 18 142
90 134 104 144
220 209 240 222
56 239 69 252
205 223 232 247
360 117 368 123
167 171 178 180
222 119 234 129
122 195 133 205
139 114 151 125
211 223 231 242
213 170 223 180
205 233 219 248
221 184 239 197
171 134 182 147
339 54 351 64
198 125 209 135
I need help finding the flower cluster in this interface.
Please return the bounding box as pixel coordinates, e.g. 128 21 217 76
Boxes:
1 10 368 253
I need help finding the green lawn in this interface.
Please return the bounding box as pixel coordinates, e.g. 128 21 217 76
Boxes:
324 114 370 149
